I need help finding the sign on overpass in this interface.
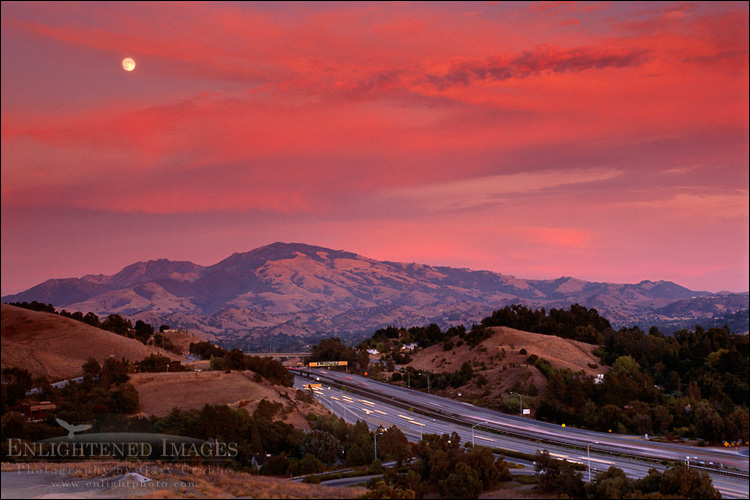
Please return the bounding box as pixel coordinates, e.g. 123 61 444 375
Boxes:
308 361 348 368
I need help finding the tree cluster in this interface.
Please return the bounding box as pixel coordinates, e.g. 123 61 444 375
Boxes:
535 450 720 499
189 342 293 386
189 341 228 359
535 325 749 444
7 302 173 350
2 358 140 459
372 432 511 499
481 303 611 344
308 337 370 374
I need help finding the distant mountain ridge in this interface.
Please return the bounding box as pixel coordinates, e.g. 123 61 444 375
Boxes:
3 242 747 347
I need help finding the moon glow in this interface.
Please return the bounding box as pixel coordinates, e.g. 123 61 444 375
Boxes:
122 58 136 71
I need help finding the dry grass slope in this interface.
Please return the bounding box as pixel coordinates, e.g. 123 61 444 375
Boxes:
129 369 327 430
1 461 366 499
1 304 182 382
408 326 606 404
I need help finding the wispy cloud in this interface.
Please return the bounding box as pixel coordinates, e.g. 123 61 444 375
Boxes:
622 192 750 219
421 44 649 90
378 168 622 213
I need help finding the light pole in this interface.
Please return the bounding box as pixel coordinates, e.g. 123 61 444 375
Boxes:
472 422 485 447
407 370 410 388
373 427 384 461
510 391 523 417
587 442 598 482
420 373 430 393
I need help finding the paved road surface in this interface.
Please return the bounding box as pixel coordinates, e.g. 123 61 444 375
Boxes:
295 368 750 499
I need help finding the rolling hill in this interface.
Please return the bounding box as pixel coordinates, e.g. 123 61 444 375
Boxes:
404 326 606 411
1 304 183 381
3 242 747 349
129 369 327 431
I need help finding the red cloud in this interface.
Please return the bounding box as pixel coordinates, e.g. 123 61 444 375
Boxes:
421 44 648 90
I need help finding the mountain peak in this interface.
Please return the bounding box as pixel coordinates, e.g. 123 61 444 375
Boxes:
110 259 204 288
216 242 360 271
3 242 743 344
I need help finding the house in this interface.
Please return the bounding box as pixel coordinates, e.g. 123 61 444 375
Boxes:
21 401 56 420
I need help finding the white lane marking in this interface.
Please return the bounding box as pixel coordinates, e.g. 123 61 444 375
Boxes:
578 457 615 465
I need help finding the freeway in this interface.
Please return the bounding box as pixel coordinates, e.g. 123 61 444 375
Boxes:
293 369 750 499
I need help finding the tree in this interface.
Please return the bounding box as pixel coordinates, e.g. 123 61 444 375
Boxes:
534 450 585 499
140 354 171 373
101 314 132 337
659 464 721 499
585 466 633 499
463 446 510 489
263 454 290 476
361 480 416 499
309 337 362 371
299 453 325 474
302 429 341 464
439 462 483 499
1 367 33 408
634 464 721 499
100 357 129 387
133 320 154 343
82 357 101 378
111 383 140 414
378 425 411 465
253 399 283 422
88 309 109 329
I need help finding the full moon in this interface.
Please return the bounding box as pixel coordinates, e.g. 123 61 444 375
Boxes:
122 58 136 71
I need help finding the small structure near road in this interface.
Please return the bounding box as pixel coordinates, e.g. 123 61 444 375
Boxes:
21 401 56 421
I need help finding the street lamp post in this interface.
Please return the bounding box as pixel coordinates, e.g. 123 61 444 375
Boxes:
510 391 523 417
472 422 484 447
587 442 599 482
374 428 384 461
420 373 430 393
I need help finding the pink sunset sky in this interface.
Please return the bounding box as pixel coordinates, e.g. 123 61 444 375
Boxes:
1 1 748 296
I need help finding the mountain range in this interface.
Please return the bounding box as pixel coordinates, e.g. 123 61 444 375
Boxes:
3 242 748 349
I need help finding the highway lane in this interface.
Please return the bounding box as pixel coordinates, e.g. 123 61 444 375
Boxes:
294 369 749 499
298 369 749 469
296 377 660 477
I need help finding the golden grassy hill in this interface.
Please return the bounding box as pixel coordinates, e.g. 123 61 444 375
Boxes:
129 369 328 430
406 326 607 410
146 327 207 355
1 304 182 382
